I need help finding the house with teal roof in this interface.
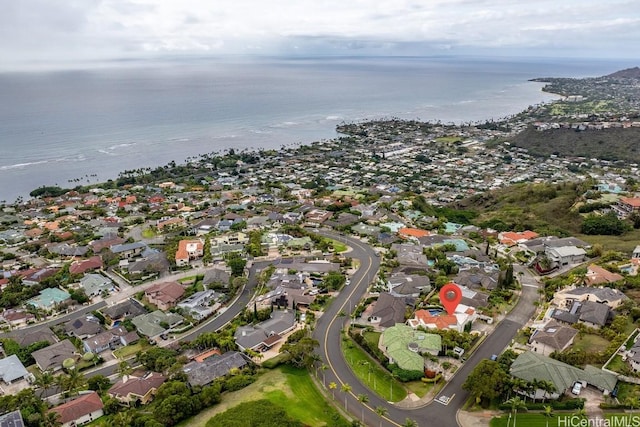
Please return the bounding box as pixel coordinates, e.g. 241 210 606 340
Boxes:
380 324 441 372
26 288 71 310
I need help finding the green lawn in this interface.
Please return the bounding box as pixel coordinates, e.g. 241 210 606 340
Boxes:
572 333 610 353
435 136 463 143
362 331 381 349
328 239 348 253
113 341 150 359
342 339 407 402
178 366 349 427
141 227 157 238
615 382 640 402
605 354 627 374
492 411 640 426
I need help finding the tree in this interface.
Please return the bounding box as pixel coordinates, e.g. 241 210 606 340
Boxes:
226 253 247 277
542 405 554 427
462 360 509 405
87 375 112 395
341 383 352 410
357 394 369 424
41 411 62 427
403 419 418 427
320 364 328 386
329 382 337 400
112 410 134 427
33 370 55 398
117 360 133 378
504 396 527 427
375 406 388 427
58 368 87 396
280 336 319 369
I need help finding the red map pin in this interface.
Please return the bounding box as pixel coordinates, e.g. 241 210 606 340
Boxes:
439 283 462 315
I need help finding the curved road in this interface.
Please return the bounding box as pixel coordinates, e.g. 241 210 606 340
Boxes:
314 232 541 427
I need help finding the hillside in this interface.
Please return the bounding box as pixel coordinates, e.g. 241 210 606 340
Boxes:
452 181 587 236
510 126 640 163
608 67 640 79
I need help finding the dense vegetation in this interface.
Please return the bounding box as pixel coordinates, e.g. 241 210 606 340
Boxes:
205 400 303 427
510 126 640 163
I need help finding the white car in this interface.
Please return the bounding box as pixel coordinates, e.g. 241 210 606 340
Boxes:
571 382 583 395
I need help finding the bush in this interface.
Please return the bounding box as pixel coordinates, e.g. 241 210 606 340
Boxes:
223 374 256 392
498 398 584 411
388 364 424 382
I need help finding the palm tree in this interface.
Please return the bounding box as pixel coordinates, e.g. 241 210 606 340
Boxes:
572 408 587 420
341 383 352 410
320 364 328 386
542 405 554 427
504 396 527 427
113 410 134 427
41 411 62 427
357 394 369 424
375 406 388 427
329 381 337 400
59 368 87 396
403 418 419 427
34 370 56 398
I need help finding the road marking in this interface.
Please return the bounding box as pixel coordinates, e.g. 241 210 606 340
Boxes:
521 283 538 288
436 393 455 405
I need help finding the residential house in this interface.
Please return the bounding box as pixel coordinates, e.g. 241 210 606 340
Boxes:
380 324 441 371
100 299 147 326
529 320 578 356
498 230 539 246
6 326 57 347
386 273 431 298
64 316 104 339
82 326 130 354
79 273 115 297
0 309 35 329
177 290 222 321
234 310 296 352
202 268 231 289
183 351 251 387
454 269 499 291
369 293 408 329
613 197 640 218
108 372 166 406
69 256 104 275
89 236 125 253
20 267 60 286
545 245 587 267
49 391 104 427
0 411 24 427
26 288 71 311
391 244 429 267
110 242 147 259
407 304 477 333
510 351 617 399
553 286 628 309
0 354 30 384
32 339 77 372
144 281 185 310
585 264 624 286
304 209 332 224
175 239 204 267
131 310 184 338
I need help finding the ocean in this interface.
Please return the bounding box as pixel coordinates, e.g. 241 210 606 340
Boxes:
0 56 632 203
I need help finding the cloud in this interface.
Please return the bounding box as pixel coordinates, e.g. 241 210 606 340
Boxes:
0 0 637 68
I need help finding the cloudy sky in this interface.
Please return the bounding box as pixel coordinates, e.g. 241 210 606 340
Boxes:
2 0 638 68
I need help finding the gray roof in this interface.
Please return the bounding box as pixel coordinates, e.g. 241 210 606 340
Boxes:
234 311 295 350
0 355 29 383
530 320 578 350
6 326 57 347
578 301 610 326
551 308 579 324
110 242 147 253
202 268 231 286
32 339 76 371
131 310 184 337
563 286 627 304
100 299 147 321
388 273 431 297
183 351 250 387
64 316 104 337
80 273 114 295
0 410 24 427
371 293 408 328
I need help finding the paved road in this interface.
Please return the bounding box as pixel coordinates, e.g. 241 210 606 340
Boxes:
314 233 542 427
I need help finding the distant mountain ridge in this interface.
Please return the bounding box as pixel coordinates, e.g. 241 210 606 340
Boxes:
607 66 640 79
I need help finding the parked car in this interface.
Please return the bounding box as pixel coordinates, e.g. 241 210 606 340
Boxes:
571 382 582 395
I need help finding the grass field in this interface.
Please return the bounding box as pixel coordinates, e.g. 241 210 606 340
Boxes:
141 227 157 238
605 354 627 374
342 339 407 402
329 239 348 253
578 229 640 253
572 333 610 354
178 366 349 427
113 341 150 359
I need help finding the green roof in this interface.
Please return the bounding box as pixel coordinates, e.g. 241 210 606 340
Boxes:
132 310 184 337
381 324 441 372
27 288 71 309
510 351 617 393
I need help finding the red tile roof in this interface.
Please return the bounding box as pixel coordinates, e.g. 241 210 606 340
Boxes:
49 392 103 425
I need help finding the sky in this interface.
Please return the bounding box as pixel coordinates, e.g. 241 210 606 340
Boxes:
1 0 639 69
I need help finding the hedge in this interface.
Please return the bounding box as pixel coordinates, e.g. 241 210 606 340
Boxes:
498 398 584 411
